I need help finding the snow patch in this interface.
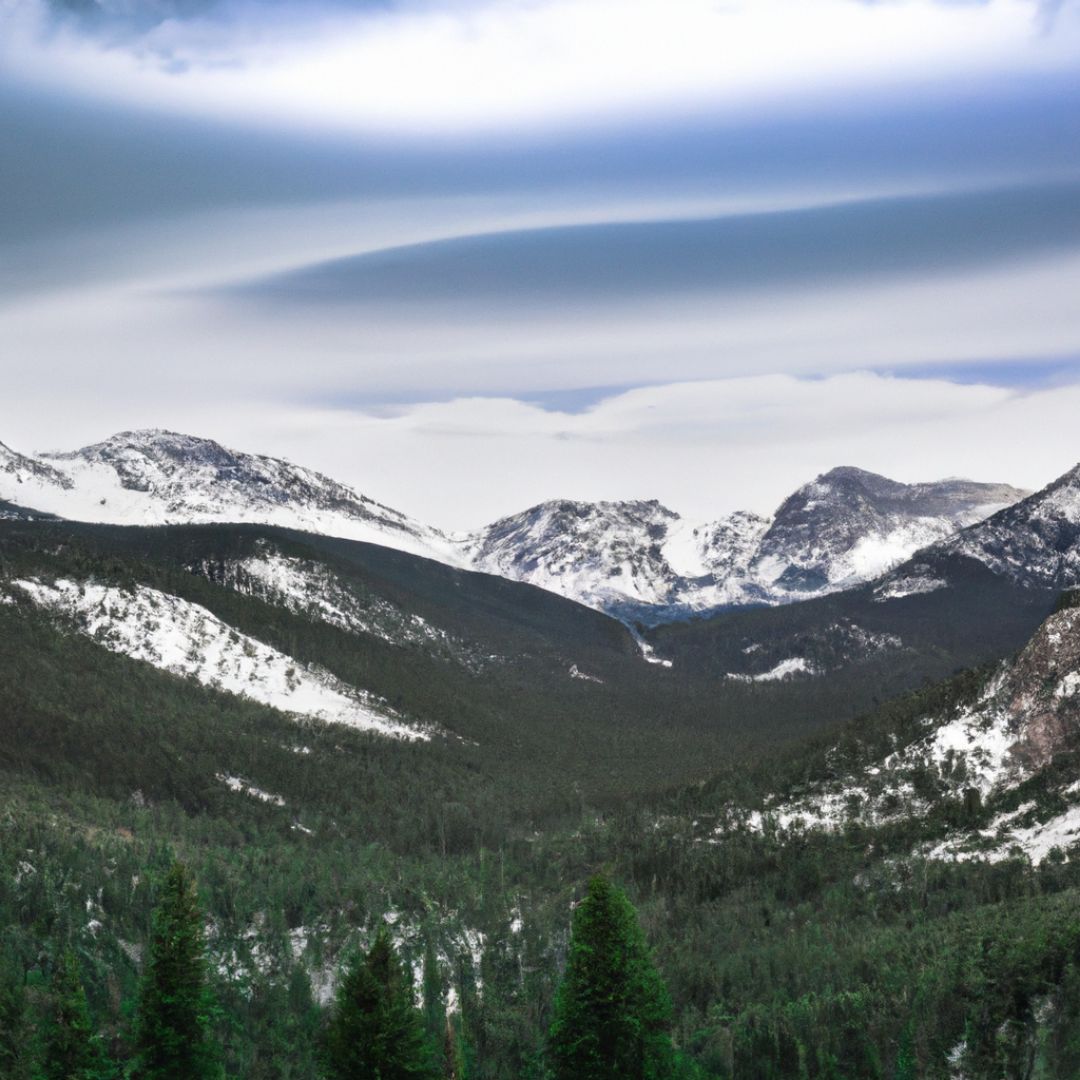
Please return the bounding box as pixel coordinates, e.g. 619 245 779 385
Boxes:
216 773 286 807
874 575 949 602
728 657 817 682
929 802 1080 865
14 577 429 740
568 664 603 684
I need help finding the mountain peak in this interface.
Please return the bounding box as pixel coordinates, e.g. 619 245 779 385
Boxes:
4 429 463 566
815 465 891 484
63 429 244 469
898 461 1080 594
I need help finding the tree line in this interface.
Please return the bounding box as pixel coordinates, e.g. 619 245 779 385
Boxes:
1 863 689 1080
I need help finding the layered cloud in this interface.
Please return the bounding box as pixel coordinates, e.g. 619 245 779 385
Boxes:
5 0 1080 134
1 0 1079 524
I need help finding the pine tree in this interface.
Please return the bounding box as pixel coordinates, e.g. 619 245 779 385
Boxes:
38 950 114 1080
547 875 676 1080
443 1016 467 1080
0 958 30 1080
422 934 447 1072
323 926 438 1080
133 862 221 1080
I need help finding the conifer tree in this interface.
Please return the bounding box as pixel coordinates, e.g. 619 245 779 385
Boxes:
323 926 437 1080
133 862 221 1080
422 934 447 1070
0 958 30 1080
38 950 114 1080
547 875 676 1080
443 1016 467 1080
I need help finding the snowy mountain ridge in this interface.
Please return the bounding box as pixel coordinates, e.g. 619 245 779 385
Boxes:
463 467 1028 622
875 463 1080 601
0 430 1033 623
1 430 464 566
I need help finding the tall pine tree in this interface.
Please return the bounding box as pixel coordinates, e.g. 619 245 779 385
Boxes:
0 956 29 1080
38 950 114 1080
547 875 676 1080
323 926 437 1080
422 934 447 1074
133 862 221 1080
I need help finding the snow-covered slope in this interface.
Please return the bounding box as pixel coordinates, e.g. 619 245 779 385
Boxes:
874 463 1080 602
8 576 429 740
737 596 1080 864
188 539 494 671
465 468 1025 621
0 430 462 566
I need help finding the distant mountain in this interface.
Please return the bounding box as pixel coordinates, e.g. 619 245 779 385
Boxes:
466 467 1027 622
874 463 1080 600
0 431 1030 624
1 430 462 566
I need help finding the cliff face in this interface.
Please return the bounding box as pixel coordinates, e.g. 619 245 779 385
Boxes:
1005 597 1080 773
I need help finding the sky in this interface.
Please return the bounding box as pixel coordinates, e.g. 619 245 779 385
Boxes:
1 0 1079 529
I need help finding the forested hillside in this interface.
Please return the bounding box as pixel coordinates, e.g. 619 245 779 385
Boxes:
2 519 1079 1077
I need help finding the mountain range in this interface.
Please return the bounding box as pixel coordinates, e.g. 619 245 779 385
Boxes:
0 429 1040 624
5 427 1080 1076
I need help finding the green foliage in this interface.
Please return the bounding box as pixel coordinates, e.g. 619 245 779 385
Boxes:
323 927 438 1080
548 876 675 1080
0 955 31 1080
422 933 448 1074
133 863 221 1080
36 950 114 1080
2 515 1080 1078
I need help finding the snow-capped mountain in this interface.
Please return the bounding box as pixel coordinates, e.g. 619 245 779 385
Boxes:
461 499 696 614
941 463 1080 589
465 468 1027 621
751 467 1024 592
1 431 1031 624
0 430 464 566
876 463 1080 600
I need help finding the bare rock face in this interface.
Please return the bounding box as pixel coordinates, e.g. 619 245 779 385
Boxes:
1004 597 1080 772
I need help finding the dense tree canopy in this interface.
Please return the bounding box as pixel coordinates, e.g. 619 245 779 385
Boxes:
133 863 221 1080
548 875 675 1080
323 927 438 1080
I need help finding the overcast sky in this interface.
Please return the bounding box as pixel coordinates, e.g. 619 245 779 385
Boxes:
1 0 1079 528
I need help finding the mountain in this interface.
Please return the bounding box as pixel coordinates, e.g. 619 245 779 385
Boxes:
3 493 1080 1077
937 463 1080 589
466 467 1026 622
867 462 1080 606
750 466 1024 595
0 429 462 565
725 587 1080 855
0 431 1029 624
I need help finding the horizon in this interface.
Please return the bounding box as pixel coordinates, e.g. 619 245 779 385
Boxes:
1 422 1056 534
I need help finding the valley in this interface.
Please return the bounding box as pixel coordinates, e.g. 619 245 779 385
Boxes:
2 432 1080 1076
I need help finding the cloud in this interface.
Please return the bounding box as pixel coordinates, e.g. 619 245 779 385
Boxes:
232 181 1080 310
3 369 1079 529
5 0 1079 134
